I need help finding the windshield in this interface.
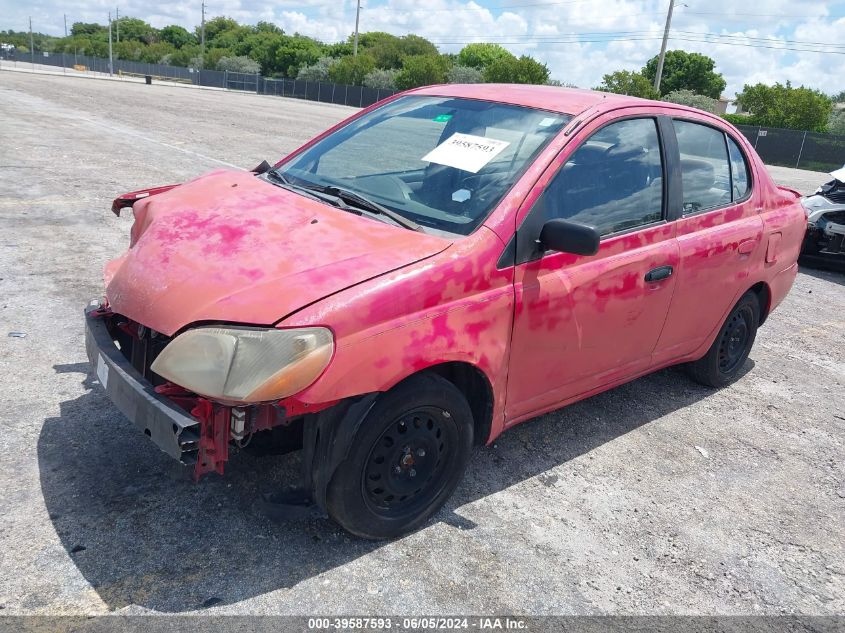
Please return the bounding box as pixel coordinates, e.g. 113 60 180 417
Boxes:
275 96 571 235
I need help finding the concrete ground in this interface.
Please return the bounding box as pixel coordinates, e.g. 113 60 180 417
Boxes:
0 71 842 616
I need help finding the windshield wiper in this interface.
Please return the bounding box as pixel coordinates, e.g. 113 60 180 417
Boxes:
264 170 325 202
321 185 423 232
266 171 423 232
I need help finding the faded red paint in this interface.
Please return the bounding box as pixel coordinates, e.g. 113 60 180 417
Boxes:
103 88 805 450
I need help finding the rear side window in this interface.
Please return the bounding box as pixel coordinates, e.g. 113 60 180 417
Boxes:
726 136 751 200
538 118 664 236
673 120 731 214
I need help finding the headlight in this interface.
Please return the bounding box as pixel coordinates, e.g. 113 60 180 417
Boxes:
150 326 333 403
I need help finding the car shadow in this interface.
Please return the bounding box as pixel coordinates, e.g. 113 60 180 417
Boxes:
798 264 845 285
39 360 751 612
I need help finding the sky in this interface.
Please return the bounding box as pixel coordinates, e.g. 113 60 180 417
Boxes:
4 0 844 98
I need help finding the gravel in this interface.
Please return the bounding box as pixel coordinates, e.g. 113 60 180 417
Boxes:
0 71 842 615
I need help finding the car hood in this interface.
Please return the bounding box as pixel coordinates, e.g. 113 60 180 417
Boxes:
105 169 450 336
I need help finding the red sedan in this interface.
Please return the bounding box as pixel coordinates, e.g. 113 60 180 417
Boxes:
86 85 805 538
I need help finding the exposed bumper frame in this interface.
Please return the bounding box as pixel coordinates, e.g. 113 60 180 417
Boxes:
84 302 200 463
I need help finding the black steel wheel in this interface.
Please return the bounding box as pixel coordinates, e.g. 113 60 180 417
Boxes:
362 406 457 517
717 305 754 375
325 373 473 539
688 290 760 388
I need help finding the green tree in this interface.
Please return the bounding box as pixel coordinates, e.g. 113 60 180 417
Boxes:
198 17 239 43
397 35 439 59
114 18 157 44
209 25 252 50
236 31 286 74
70 22 105 37
274 34 324 77
736 82 833 132
642 50 725 98
197 47 229 69
255 21 283 35
394 54 450 90
217 55 261 73
355 32 438 69
661 89 718 113
297 56 337 82
827 110 845 135
595 70 658 99
483 55 549 84
447 65 483 83
328 54 376 85
457 43 515 69
139 42 177 64
324 41 353 58
159 25 195 48
363 68 399 89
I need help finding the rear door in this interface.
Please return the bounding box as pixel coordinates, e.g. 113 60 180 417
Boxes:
653 118 763 364
505 114 680 422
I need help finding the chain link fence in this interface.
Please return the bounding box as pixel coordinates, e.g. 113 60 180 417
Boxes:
734 124 844 173
1 49 398 109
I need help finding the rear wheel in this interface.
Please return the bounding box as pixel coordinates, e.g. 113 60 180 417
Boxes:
688 291 760 388
325 373 473 540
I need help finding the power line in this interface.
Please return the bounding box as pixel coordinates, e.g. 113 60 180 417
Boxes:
424 33 845 54
427 30 845 48
681 10 845 19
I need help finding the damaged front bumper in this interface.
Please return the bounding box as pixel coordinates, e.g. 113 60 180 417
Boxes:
800 180 845 271
84 301 203 465
84 301 335 480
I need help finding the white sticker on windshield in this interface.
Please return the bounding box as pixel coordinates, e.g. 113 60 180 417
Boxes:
422 133 510 174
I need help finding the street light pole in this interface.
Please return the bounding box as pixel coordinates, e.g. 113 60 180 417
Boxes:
116 7 120 44
108 11 113 75
200 1 206 69
29 17 35 67
653 0 675 94
353 0 361 57
64 14 68 37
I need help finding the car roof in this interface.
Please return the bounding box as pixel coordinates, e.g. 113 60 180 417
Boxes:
408 83 660 116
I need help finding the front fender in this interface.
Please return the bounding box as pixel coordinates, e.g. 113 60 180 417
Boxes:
280 225 514 438
296 290 511 410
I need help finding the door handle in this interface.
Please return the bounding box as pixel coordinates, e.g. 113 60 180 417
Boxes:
644 265 673 282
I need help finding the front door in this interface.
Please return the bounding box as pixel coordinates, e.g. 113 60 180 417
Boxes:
506 116 679 422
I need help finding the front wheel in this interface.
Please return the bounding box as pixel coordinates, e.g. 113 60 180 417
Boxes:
325 373 473 540
687 291 760 388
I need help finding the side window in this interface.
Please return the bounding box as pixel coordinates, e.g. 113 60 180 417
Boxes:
538 118 664 236
726 135 751 200
673 120 731 214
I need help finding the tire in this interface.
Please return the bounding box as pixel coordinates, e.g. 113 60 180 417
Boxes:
325 373 474 540
687 290 760 388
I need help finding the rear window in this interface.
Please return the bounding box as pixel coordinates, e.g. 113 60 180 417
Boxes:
727 135 751 200
673 120 732 214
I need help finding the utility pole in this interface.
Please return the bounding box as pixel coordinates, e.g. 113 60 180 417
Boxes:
353 0 361 57
653 0 675 94
108 11 113 75
29 17 34 66
116 7 120 43
200 1 206 69
63 14 68 37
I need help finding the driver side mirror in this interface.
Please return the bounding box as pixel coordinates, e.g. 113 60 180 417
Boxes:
539 219 600 256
